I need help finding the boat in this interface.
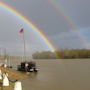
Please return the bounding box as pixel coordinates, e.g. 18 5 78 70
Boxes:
17 61 38 72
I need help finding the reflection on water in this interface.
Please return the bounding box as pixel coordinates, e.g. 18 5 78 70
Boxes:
1 59 90 90
26 72 38 78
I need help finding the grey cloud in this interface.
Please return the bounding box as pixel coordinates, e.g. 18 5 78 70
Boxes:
0 0 90 56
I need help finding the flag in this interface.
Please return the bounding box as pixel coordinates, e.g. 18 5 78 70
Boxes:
19 28 24 34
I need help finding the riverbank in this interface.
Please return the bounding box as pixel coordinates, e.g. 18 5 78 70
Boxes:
0 66 29 90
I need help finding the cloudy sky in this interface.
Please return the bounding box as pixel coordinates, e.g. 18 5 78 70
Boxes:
0 0 90 56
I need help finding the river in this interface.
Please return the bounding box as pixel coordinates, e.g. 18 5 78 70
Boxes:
20 59 90 90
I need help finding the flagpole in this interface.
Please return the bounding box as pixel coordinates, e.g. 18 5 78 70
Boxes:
23 30 26 62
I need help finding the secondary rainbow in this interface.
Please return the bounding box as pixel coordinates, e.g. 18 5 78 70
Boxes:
48 0 90 49
0 1 60 57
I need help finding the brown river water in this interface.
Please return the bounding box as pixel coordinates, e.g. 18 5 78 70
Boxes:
1 59 90 90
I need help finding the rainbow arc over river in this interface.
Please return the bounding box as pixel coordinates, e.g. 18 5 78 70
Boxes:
0 1 60 57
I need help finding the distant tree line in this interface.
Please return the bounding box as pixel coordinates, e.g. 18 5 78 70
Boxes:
60 49 90 59
32 51 57 59
32 49 90 59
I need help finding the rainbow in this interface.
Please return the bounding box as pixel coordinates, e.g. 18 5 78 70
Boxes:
0 1 60 58
48 0 90 49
